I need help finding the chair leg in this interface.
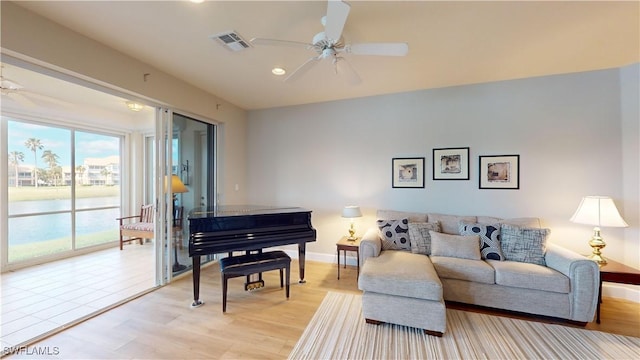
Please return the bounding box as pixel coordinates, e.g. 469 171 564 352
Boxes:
119 233 124 250
279 268 284 288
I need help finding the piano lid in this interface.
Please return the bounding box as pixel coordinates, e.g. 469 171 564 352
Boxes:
188 205 311 219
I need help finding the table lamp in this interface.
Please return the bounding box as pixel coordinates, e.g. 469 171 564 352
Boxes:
168 174 189 271
342 206 362 241
570 196 628 264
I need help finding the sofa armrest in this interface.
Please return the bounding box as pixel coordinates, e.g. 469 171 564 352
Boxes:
545 243 600 322
359 227 382 264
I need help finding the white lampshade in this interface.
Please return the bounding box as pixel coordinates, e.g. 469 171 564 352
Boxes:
342 206 362 218
570 196 628 227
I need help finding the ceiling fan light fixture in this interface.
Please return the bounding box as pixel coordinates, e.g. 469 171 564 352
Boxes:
251 0 408 84
126 101 144 112
271 67 286 76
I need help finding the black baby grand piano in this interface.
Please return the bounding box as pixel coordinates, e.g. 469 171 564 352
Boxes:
188 205 316 306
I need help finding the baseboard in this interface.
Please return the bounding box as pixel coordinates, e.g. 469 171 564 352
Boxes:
280 249 357 266
602 283 640 303
280 249 640 304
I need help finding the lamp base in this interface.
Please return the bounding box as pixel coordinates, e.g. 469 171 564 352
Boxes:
173 263 187 272
588 253 607 265
588 227 607 265
347 223 357 241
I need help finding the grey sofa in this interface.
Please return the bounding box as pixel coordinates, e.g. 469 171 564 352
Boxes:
357 210 600 336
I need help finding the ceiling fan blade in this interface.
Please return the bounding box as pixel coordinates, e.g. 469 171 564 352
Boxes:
250 38 313 49
285 56 322 83
1 78 23 91
348 42 409 56
324 0 350 42
335 57 361 85
3 92 37 107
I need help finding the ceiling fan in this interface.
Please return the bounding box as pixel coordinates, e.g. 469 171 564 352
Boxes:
250 0 409 84
1 64 70 108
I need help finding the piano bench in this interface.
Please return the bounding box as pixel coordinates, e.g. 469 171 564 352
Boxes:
219 250 291 312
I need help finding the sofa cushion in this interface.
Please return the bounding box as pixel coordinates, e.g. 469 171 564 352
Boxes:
377 218 411 250
430 256 495 284
476 216 542 229
377 210 427 223
408 221 441 255
477 216 502 224
430 231 481 260
358 251 442 301
500 224 550 265
427 213 477 234
458 221 504 261
488 260 570 293
500 217 542 228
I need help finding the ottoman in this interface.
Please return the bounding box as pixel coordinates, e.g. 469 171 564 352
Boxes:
358 250 446 336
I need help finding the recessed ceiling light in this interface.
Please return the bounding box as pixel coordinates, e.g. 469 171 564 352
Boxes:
126 101 144 112
272 67 286 76
190 0 205 4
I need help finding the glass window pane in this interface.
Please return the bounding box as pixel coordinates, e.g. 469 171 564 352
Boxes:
7 120 71 215
8 213 72 262
75 131 120 210
76 208 120 248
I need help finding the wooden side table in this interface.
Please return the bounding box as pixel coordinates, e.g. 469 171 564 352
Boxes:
596 258 640 323
337 236 360 280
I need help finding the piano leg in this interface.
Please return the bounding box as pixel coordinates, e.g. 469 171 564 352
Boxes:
298 242 307 283
191 256 204 307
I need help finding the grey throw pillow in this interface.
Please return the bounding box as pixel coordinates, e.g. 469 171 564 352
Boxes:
408 221 441 255
377 218 410 250
500 224 550 265
430 231 481 260
459 221 504 261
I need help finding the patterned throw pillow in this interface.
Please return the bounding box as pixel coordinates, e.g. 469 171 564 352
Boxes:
408 222 441 255
377 218 410 250
500 224 550 265
459 221 504 261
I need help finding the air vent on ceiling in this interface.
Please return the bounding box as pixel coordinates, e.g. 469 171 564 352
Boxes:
210 31 251 52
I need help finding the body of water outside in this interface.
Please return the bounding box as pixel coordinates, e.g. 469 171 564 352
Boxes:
8 197 120 246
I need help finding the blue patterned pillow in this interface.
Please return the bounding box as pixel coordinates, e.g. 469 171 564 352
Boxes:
500 224 550 265
459 221 504 261
377 218 410 250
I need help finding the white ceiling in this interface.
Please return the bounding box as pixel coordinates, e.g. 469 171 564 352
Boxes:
11 0 640 110
1 62 155 130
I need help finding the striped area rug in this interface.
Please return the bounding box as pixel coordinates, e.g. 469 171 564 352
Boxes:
289 292 640 359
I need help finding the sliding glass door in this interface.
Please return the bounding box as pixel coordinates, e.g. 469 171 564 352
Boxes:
5 119 122 264
168 112 216 276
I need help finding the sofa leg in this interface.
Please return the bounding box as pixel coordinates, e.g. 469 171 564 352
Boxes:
365 318 383 326
567 320 588 327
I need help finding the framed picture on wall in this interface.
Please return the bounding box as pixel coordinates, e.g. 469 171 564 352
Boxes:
433 147 470 180
479 155 520 189
392 157 425 188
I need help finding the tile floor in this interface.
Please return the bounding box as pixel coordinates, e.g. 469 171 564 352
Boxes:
1 244 155 349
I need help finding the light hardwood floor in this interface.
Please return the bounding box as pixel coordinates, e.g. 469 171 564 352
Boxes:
1 245 155 350
4 260 639 359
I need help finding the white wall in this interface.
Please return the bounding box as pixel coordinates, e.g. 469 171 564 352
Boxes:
247 67 639 275
620 64 640 268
